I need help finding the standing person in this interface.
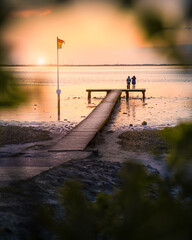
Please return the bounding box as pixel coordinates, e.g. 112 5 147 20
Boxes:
132 75 136 89
126 76 131 89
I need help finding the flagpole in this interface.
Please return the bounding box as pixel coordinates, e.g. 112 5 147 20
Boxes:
57 36 59 91
57 36 61 121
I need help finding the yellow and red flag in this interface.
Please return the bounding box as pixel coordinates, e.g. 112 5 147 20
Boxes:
57 38 65 49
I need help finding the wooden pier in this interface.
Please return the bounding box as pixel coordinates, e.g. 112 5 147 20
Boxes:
50 90 122 151
86 89 146 101
50 88 146 152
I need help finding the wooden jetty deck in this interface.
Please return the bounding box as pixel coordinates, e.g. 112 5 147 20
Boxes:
87 88 146 100
50 90 122 151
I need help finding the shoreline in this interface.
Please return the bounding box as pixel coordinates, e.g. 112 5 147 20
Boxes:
0 124 167 239
0 123 169 177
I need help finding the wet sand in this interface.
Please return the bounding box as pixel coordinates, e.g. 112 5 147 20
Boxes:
0 125 52 146
0 108 169 186
0 123 167 239
0 121 168 185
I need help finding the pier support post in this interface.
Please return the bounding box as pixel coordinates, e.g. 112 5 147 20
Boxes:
126 91 129 100
88 91 91 101
119 92 122 101
142 91 145 100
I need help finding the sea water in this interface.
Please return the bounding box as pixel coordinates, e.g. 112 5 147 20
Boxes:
0 66 192 132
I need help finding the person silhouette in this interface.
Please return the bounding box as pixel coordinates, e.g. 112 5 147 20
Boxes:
132 75 136 89
126 76 131 89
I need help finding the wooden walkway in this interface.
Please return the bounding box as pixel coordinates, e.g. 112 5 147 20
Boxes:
50 90 122 151
87 88 146 100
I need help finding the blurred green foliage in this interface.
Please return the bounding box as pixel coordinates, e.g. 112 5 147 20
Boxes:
34 124 192 240
161 123 192 198
185 0 192 20
118 0 192 64
0 70 28 108
161 123 192 167
119 0 136 8
0 0 29 108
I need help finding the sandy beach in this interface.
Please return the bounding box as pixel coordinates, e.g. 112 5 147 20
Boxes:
0 118 169 239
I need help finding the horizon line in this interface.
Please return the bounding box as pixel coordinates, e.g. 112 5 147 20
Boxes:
1 63 192 67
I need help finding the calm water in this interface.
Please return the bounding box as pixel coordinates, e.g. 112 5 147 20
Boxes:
0 66 192 132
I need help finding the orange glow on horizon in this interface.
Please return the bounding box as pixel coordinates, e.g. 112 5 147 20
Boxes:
11 8 52 18
3 1 192 65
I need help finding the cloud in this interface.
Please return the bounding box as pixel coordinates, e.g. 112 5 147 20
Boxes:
38 9 52 16
11 8 52 18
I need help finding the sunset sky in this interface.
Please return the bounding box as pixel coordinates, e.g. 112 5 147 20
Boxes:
2 0 192 65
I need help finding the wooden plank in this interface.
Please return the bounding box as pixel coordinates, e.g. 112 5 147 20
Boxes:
50 90 122 152
86 88 146 100
86 89 146 91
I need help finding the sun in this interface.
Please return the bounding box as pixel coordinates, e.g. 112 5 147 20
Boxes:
37 58 45 65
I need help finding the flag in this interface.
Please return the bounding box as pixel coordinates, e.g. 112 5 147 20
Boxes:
57 38 65 49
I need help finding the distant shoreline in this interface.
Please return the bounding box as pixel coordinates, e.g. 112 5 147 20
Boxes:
1 64 192 67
